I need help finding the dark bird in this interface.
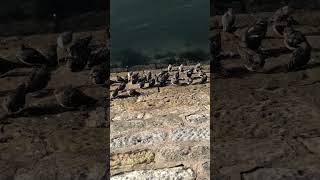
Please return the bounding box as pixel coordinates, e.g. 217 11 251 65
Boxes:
146 71 152 81
87 46 109 68
2 83 26 114
186 77 193 85
54 86 97 109
25 66 51 96
111 89 119 98
271 6 293 36
283 25 307 50
116 75 126 83
148 78 156 88
222 8 235 33
238 44 265 72
117 82 126 91
199 74 208 84
186 68 193 78
131 72 139 84
241 19 268 50
174 71 180 79
90 64 108 85
287 42 312 71
127 89 141 97
67 35 92 72
16 45 48 66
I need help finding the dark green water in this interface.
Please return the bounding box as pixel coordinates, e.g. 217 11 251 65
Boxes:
110 0 209 56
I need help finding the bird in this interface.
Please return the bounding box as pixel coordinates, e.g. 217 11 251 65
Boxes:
117 82 126 91
16 45 48 66
24 65 51 96
186 77 193 85
138 80 145 88
127 89 140 97
222 8 236 33
271 6 293 36
283 25 307 50
167 64 173 72
2 83 27 114
57 31 73 50
241 19 268 50
116 75 126 83
171 76 179 85
148 78 156 88
131 72 139 84
186 68 193 78
195 63 201 72
90 64 108 85
111 89 119 98
146 71 152 81
67 35 92 72
179 64 184 72
174 71 180 80
87 46 109 69
128 71 133 81
54 86 97 109
287 41 312 71
199 74 208 84
237 43 265 72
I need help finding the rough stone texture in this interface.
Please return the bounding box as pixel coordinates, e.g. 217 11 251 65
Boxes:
171 127 210 141
110 68 210 178
211 9 320 180
111 150 155 170
111 130 167 149
110 166 196 180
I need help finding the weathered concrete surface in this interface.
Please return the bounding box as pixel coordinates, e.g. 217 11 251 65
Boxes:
110 67 210 178
211 10 320 180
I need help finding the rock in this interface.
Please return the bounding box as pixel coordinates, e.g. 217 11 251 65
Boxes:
111 130 167 150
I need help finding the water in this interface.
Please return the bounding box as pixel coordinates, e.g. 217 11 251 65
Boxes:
110 0 209 57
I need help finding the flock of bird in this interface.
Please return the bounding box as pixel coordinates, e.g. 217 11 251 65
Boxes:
213 5 312 75
1 30 109 115
111 63 208 99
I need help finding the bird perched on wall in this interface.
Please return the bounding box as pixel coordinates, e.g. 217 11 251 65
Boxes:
287 41 312 71
167 64 173 72
283 25 307 50
237 43 265 72
67 35 92 72
222 8 236 33
179 64 184 72
2 83 27 114
271 6 294 36
241 18 268 50
16 45 48 66
24 65 51 97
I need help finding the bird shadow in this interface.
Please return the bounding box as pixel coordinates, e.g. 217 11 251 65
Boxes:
261 47 292 58
13 104 78 117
